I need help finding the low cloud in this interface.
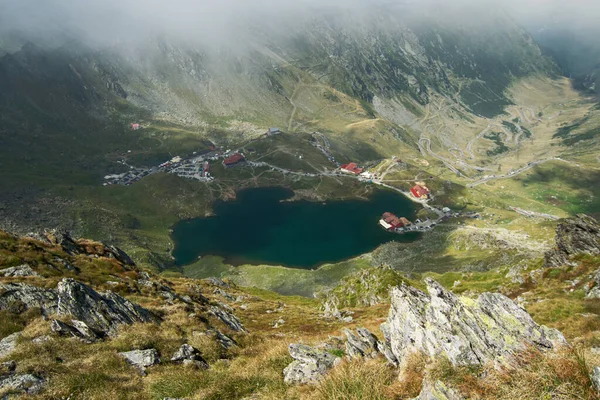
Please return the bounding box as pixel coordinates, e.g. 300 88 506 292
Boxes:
0 0 598 50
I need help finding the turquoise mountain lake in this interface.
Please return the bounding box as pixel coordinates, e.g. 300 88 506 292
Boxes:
171 186 420 269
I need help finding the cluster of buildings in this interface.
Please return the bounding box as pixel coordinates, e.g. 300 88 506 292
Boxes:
379 212 412 231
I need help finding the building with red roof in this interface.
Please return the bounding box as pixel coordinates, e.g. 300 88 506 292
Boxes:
379 212 412 230
411 184 431 199
223 153 245 167
130 123 141 131
340 162 363 175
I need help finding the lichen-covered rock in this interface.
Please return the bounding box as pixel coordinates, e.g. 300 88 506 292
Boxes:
0 283 58 316
0 373 45 395
0 332 20 359
119 349 160 371
171 344 209 369
0 264 40 277
412 380 463 400
283 344 341 385
343 328 380 359
384 278 566 367
544 214 600 268
210 306 247 333
57 278 160 336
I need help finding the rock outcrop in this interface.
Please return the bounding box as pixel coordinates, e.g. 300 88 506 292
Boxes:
56 278 160 336
343 328 380 359
588 270 600 299
0 283 58 316
0 373 45 396
171 344 209 369
207 329 237 350
1 279 159 338
51 319 101 342
0 332 20 359
283 344 341 385
0 264 40 277
119 349 160 372
210 306 247 333
383 278 566 367
591 366 600 391
544 214 600 268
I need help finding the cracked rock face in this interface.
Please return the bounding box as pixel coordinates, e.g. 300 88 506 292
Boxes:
1 279 159 338
57 278 160 336
283 344 341 385
51 319 101 342
544 214 600 268
383 278 566 367
343 328 380 359
0 283 58 316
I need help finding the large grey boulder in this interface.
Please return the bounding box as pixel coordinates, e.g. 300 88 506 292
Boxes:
383 278 566 367
544 214 600 267
119 349 160 371
0 373 45 395
1 264 40 277
0 333 20 359
0 283 58 316
57 278 160 336
283 344 341 385
210 306 247 333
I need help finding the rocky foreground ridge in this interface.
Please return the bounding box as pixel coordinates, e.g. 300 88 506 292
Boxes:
0 229 246 397
284 279 568 395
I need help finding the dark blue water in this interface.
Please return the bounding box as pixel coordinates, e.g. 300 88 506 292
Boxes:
171 187 419 269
